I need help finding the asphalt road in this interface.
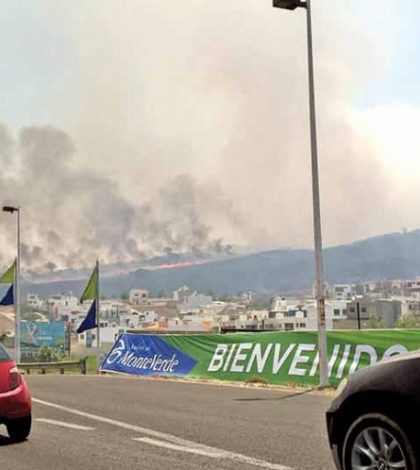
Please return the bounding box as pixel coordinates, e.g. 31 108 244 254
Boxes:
0 375 335 470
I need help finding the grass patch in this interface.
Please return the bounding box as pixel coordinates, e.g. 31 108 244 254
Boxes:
245 376 268 385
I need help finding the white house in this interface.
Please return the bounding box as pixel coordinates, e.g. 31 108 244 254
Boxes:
332 285 354 301
25 293 44 309
129 289 149 305
178 293 213 313
77 326 124 348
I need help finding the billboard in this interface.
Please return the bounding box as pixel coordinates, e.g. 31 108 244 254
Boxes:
101 330 420 387
20 321 66 353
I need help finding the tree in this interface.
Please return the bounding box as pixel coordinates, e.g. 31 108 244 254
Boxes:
366 315 384 329
395 314 420 329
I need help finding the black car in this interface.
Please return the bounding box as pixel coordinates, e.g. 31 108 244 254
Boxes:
326 351 420 470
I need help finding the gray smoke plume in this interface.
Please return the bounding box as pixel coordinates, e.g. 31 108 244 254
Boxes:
0 123 237 275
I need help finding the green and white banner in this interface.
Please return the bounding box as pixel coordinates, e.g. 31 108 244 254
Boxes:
102 330 420 387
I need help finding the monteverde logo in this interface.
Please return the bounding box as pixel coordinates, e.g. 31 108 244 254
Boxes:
103 334 197 376
117 351 180 372
106 338 126 365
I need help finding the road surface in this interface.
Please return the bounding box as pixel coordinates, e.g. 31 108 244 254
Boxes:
0 375 335 470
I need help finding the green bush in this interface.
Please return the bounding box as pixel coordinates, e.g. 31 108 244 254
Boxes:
36 345 61 362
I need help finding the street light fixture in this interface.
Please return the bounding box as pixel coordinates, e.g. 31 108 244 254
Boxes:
273 0 328 387
3 206 18 214
273 0 306 10
2 205 21 364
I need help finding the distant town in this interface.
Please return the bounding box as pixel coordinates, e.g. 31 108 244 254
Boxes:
1 277 420 358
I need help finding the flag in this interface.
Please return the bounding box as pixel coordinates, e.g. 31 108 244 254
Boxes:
79 264 98 303
0 260 15 284
77 299 97 334
0 284 14 306
77 263 99 334
0 261 15 305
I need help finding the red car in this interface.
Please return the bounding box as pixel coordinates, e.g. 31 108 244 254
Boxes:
0 344 31 441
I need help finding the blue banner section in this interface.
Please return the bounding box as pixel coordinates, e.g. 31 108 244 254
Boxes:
101 334 197 376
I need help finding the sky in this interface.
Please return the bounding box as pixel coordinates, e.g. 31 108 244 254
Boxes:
1 0 420 273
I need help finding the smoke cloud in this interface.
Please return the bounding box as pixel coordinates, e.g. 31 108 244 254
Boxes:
1 1 419 274
0 124 238 274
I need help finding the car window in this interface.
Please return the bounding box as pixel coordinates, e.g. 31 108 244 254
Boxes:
0 344 11 362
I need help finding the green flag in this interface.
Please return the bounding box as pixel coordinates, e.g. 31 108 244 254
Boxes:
0 260 15 284
80 264 98 303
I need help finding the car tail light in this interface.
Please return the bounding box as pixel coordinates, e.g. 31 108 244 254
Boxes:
9 366 21 391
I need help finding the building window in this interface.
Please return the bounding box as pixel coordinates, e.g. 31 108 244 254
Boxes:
350 307 355 313
333 309 340 316
361 307 367 313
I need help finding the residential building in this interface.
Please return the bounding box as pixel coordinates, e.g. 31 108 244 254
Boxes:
47 293 79 320
217 298 334 331
332 284 354 301
178 293 213 313
405 279 420 293
129 289 149 305
25 293 43 309
346 297 403 327
329 300 348 320
173 286 190 303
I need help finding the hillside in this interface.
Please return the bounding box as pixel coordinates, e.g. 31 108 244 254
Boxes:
22 230 420 298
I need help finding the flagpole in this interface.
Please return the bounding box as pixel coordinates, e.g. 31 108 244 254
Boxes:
13 258 18 363
16 208 21 364
96 260 100 373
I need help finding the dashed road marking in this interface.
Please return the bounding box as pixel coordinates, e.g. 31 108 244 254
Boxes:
33 397 292 470
134 437 225 458
36 418 95 431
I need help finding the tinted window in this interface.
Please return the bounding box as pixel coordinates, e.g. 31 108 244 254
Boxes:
0 344 11 362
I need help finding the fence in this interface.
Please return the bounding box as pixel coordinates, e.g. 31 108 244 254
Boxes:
19 358 87 375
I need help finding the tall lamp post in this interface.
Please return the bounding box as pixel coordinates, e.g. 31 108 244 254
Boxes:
273 0 328 386
3 206 21 364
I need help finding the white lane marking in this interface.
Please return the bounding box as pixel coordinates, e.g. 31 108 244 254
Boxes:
134 437 225 458
36 418 94 431
33 398 292 470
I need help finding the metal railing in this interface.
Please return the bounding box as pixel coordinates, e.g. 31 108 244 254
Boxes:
18 357 87 375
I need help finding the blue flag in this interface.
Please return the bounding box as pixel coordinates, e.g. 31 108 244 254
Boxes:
77 299 97 334
0 284 14 306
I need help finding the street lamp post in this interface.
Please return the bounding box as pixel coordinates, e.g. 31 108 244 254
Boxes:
273 0 328 386
3 206 21 364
